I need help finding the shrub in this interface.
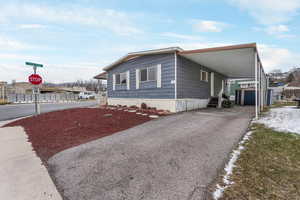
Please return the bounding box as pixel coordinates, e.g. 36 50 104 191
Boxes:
141 103 147 109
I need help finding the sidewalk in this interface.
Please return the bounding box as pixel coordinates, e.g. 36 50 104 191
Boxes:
0 123 62 200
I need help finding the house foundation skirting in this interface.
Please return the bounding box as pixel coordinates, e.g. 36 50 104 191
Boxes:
107 98 209 112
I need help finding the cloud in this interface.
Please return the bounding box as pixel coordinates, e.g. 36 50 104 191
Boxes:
0 35 33 51
257 44 300 72
253 25 296 38
192 20 228 32
266 25 289 34
0 62 103 83
161 32 203 40
18 24 47 29
0 53 41 60
229 0 300 24
0 4 142 36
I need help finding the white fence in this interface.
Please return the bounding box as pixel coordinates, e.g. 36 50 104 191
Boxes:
8 93 79 103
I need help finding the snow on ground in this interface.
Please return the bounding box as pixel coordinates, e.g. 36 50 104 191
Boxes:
213 131 252 200
213 106 300 199
257 106 300 134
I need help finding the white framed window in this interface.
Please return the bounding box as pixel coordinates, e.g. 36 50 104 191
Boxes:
200 70 208 82
140 66 157 82
140 68 147 82
120 72 127 84
115 72 127 85
148 66 157 81
115 74 120 84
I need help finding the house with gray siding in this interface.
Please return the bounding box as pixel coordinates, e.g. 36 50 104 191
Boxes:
95 43 268 116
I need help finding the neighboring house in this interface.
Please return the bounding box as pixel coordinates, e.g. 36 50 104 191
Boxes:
227 79 258 106
0 81 7 100
95 43 268 114
227 78 254 100
7 82 33 94
269 86 284 101
93 71 107 92
282 82 300 99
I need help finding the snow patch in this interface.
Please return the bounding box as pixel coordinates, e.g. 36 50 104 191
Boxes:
256 106 300 134
213 131 252 200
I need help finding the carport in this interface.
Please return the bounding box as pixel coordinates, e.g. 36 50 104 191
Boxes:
179 43 268 119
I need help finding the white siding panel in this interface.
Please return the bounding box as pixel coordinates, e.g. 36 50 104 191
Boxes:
127 70 130 90
136 69 140 89
157 64 162 88
113 74 116 91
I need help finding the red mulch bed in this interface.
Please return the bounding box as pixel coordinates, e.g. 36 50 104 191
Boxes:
5 108 151 162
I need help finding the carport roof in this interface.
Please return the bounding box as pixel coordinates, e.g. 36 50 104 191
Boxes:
102 43 262 78
179 43 259 78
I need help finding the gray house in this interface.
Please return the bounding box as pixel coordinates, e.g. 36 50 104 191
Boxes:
97 43 268 116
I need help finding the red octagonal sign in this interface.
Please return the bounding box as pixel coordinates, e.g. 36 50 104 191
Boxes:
28 74 42 85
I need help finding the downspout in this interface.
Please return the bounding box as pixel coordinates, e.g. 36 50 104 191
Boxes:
174 51 178 112
255 51 258 119
174 52 177 100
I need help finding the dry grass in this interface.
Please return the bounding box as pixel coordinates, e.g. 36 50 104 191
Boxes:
0 99 10 105
218 124 300 200
263 101 297 112
271 101 297 108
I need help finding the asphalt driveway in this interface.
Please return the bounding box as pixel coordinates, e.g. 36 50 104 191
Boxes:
48 106 254 200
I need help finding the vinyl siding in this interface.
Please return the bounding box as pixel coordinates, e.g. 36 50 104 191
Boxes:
107 53 175 99
177 55 226 99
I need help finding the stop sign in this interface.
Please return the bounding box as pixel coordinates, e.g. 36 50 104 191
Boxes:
28 74 42 85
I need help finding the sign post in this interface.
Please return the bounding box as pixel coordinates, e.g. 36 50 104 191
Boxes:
26 62 43 115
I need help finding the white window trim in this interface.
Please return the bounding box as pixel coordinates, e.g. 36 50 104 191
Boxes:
200 70 208 82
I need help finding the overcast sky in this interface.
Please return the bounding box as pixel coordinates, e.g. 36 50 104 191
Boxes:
0 0 300 83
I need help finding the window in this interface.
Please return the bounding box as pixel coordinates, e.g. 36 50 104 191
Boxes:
116 74 121 84
120 72 127 84
140 66 157 82
115 72 127 85
140 69 147 82
200 70 208 82
148 67 157 81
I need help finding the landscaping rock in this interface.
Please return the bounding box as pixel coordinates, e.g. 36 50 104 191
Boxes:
128 110 136 112
4 108 151 162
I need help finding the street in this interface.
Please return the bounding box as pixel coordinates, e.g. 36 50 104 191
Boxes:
0 101 98 121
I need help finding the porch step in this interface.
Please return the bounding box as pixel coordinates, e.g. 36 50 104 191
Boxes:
207 97 219 108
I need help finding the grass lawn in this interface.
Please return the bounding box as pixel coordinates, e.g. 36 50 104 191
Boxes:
218 123 300 199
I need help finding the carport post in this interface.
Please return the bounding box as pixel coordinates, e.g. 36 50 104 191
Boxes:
255 52 258 119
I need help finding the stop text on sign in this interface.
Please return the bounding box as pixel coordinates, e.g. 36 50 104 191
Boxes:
28 74 42 85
